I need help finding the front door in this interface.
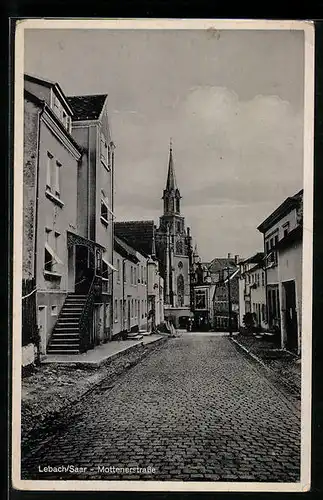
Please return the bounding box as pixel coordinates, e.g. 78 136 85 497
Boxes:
283 280 298 351
37 306 47 355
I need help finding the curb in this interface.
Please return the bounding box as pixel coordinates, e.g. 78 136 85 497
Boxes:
230 337 301 408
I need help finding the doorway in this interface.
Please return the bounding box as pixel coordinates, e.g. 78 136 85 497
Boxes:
37 306 47 355
283 280 298 352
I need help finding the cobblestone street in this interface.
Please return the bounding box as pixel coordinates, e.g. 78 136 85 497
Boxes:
22 334 300 482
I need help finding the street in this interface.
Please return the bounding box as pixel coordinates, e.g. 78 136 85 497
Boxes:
22 334 300 482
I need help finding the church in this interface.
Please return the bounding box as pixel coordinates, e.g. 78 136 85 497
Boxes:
115 142 194 329
155 142 194 328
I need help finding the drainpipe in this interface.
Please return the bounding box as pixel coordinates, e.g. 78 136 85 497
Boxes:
110 144 115 341
263 233 269 328
33 103 45 364
33 104 45 283
122 258 125 334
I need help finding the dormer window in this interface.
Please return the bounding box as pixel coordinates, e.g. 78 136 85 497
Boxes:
51 91 72 132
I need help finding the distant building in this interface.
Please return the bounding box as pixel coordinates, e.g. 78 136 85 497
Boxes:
115 143 194 329
155 143 193 328
114 223 165 333
113 236 148 337
257 189 303 353
208 255 240 331
238 253 267 330
190 245 214 330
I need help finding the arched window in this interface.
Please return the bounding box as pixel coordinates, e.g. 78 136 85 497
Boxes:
176 240 183 255
177 274 184 307
176 198 180 213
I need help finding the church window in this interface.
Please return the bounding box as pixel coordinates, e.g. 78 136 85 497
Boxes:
177 274 184 307
177 221 181 233
178 261 183 269
176 240 183 255
176 198 180 213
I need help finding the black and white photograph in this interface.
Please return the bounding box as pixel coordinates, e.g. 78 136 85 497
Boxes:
13 19 314 492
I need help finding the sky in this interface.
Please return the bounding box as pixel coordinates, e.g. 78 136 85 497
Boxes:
24 27 305 261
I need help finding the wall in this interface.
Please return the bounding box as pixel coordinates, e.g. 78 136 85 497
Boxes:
112 250 148 336
23 98 40 279
278 240 302 351
35 112 80 348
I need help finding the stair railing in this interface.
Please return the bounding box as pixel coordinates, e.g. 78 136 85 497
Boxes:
79 274 99 353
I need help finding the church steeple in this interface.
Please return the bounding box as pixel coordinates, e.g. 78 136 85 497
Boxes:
166 139 177 191
162 140 181 215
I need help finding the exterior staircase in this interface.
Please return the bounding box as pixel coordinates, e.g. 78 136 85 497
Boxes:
47 294 87 354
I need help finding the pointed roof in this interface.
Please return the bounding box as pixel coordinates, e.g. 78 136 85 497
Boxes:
165 140 178 191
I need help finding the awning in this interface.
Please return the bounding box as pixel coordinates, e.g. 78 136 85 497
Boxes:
45 242 63 265
102 257 118 272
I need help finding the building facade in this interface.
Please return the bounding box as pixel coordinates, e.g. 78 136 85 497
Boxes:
209 256 240 331
22 74 116 360
257 190 303 353
23 75 83 361
238 253 267 331
113 236 148 338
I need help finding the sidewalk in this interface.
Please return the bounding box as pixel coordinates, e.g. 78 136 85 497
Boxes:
41 333 164 368
232 334 301 397
21 334 167 455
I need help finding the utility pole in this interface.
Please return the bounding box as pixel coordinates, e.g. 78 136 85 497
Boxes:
226 265 232 337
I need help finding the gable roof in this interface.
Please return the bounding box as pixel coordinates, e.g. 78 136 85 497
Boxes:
207 258 239 274
114 236 139 263
242 252 265 265
24 73 74 115
67 94 107 121
257 189 303 234
114 221 156 258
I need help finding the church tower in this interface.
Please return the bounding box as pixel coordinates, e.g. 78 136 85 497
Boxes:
156 141 191 314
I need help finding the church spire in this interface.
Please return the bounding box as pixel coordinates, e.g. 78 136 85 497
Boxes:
166 138 177 191
162 140 181 215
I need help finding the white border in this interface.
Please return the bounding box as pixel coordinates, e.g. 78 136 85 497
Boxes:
12 18 314 493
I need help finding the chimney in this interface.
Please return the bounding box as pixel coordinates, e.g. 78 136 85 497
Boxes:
227 253 232 259
235 255 239 265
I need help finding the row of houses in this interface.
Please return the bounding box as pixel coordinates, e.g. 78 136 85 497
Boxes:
187 188 303 357
239 189 303 354
22 73 164 368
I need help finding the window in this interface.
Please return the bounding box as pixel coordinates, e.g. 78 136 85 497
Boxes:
114 299 118 322
274 234 278 247
53 95 61 118
178 261 183 269
195 290 206 310
283 222 290 238
176 240 183 255
46 153 61 199
134 267 137 286
177 221 181 232
124 263 127 283
100 200 109 225
54 231 60 254
117 259 120 283
120 299 123 323
51 305 58 316
142 299 144 319
176 199 180 213
265 240 270 254
46 152 53 190
100 133 109 169
131 299 134 318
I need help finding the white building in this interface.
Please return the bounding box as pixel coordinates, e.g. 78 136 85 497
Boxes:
257 189 303 353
